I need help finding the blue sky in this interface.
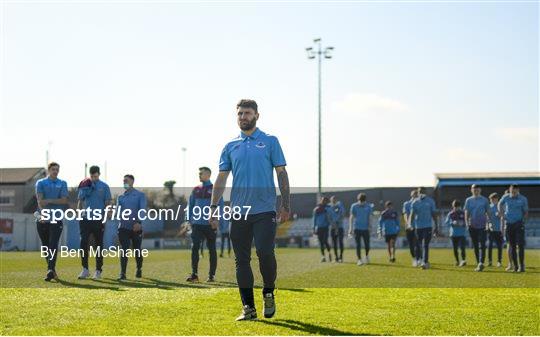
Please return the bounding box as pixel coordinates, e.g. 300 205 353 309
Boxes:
1 1 538 188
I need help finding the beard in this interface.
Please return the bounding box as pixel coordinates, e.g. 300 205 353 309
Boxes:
239 118 257 131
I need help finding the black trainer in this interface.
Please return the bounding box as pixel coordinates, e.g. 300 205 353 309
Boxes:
186 274 199 282
135 269 142 278
44 270 55 282
263 293 276 318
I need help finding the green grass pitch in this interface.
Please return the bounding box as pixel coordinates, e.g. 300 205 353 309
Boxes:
1 248 539 335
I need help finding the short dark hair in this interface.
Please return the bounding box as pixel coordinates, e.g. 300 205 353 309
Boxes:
489 192 499 199
385 200 392 207
47 162 59 170
236 99 258 113
89 165 100 175
509 184 520 190
452 199 461 208
124 174 135 181
357 193 367 202
199 166 211 174
417 187 426 194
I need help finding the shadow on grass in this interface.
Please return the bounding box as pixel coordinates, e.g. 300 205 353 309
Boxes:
256 319 373 336
143 277 208 289
56 279 123 291
57 277 210 290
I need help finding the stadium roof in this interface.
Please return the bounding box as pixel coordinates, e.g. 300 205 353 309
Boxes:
435 172 540 187
0 167 46 184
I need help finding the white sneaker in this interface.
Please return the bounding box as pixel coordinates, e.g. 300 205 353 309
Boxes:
496 262 502 268
459 260 466 267
320 256 326 263
422 262 431 269
78 268 90 279
412 259 418 267
357 259 364 266
365 255 370 264
236 305 257 321
93 270 102 279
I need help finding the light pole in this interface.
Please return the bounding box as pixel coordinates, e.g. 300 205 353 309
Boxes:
181 147 187 196
306 38 334 199
45 140 53 167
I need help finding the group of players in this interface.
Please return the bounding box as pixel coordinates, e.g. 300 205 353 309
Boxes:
312 184 529 272
35 99 290 321
33 99 530 321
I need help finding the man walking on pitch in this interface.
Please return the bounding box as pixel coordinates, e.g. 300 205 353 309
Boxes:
330 195 346 262
349 193 373 266
487 193 503 267
210 99 290 321
403 189 419 266
117 174 147 280
186 167 223 282
313 196 333 262
77 165 112 280
464 184 490 272
35 162 69 281
498 184 528 272
378 201 400 263
408 187 438 269
445 199 467 267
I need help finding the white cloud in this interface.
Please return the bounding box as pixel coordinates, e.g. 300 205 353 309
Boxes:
333 93 409 115
494 127 539 144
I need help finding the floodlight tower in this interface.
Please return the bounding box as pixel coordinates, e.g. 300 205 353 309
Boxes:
306 38 334 199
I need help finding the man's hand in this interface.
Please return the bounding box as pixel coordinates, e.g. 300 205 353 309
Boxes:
277 206 290 224
133 222 142 232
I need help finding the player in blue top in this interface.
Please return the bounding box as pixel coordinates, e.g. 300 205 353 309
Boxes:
330 195 346 263
464 184 490 271
378 201 400 263
210 99 290 321
487 193 503 268
116 174 147 280
498 184 529 272
349 193 373 266
408 187 439 269
313 196 334 262
445 199 467 267
35 162 69 281
186 167 224 283
76 165 112 280
403 189 419 266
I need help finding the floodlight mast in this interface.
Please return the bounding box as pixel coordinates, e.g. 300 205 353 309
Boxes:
306 38 334 199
